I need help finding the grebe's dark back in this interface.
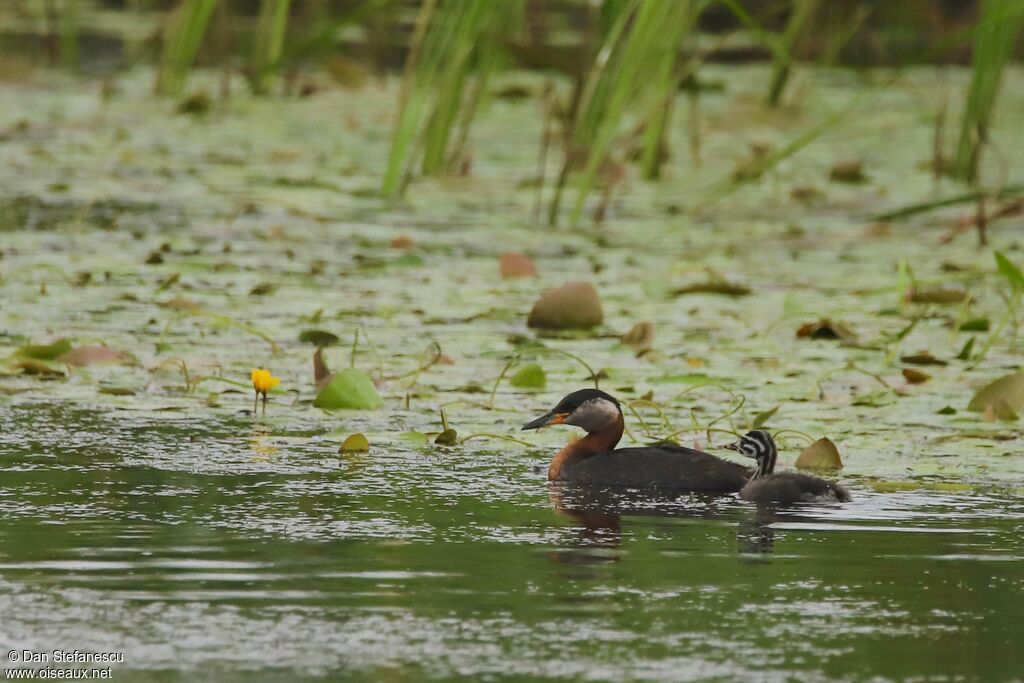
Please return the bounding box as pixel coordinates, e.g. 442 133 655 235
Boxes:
522 389 749 492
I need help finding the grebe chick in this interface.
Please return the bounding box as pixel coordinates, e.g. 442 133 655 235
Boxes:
522 389 749 492
727 430 851 504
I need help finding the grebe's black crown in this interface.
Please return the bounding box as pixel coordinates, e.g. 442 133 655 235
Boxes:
550 388 619 414
521 388 621 431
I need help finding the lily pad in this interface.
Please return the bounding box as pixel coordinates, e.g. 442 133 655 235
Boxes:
58 345 132 367
313 368 383 410
13 338 72 360
527 281 603 330
829 159 866 183
99 386 136 396
391 252 425 268
794 437 843 470
398 431 429 444
968 372 1024 415
902 368 931 384
499 252 537 278
620 322 654 350
299 329 341 347
900 352 947 366
339 433 370 453
510 363 546 389
435 429 458 446
908 287 966 304
250 282 277 296
796 319 856 342
959 318 990 332
672 281 750 297
12 359 64 377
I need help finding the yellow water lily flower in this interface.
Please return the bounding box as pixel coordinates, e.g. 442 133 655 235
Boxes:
251 368 281 415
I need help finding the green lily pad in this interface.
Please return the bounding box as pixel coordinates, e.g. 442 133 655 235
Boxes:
967 371 1024 415
99 386 136 396
391 252 425 268
510 363 546 389
299 329 341 346
313 368 383 410
398 431 429 444
959 318 990 332
340 433 370 453
435 428 458 445
13 338 73 360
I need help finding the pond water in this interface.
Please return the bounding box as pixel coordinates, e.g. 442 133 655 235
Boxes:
1 403 1022 681
1 63 1023 680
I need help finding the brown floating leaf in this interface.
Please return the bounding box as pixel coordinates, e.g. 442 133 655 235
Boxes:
790 186 824 202
794 437 843 470
58 345 132 367
436 353 455 365
12 360 64 377
672 281 750 297
177 90 211 115
908 287 967 304
968 371 1024 416
620 322 654 350
863 222 891 238
499 252 537 279
339 433 370 453
99 386 136 396
249 282 277 296
900 352 947 366
796 319 857 342
159 296 200 311
902 368 931 384
527 281 603 330
829 159 866 183
390 235 416 249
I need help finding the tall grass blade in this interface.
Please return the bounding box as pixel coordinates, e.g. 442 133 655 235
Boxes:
382 0 522 198
382 0 439 198
155 0 219 96
249 0 292 95
562 0 695 225
766 0 818 107
58 0 80 69
952 0 1024 183
639 1 699 180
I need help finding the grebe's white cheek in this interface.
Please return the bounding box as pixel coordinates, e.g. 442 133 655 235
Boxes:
564 398 620 432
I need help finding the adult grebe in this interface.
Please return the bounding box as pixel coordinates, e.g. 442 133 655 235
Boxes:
727 430 851 504
522 389 749 492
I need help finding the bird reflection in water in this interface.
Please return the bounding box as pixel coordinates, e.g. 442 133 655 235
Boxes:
546 483 746 571
547 484 795 567
736 506 778 556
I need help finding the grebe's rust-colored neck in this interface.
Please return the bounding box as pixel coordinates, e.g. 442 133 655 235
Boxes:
547 412 624 481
